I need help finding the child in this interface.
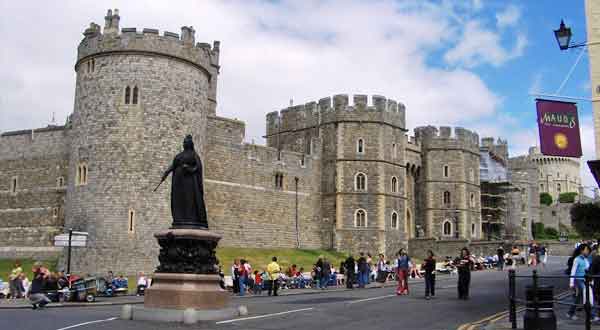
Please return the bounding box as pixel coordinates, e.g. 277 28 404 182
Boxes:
253 270 263 295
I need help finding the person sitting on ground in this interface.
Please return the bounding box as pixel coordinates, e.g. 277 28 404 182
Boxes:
29 262 51 309
136 272 148 296
112 274 128 292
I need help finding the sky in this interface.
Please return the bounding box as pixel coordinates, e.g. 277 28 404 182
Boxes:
0 0 597 194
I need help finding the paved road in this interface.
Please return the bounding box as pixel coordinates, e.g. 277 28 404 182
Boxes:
1 257 569 330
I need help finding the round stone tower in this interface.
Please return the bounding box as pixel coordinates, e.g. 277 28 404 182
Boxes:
64 9 220 274
319 94 409 257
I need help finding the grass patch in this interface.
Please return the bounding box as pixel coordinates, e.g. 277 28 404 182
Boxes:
0 259 57 281
216 247 349 274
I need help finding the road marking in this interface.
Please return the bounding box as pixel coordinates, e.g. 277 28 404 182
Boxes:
215 307 314 324
347 294 398 304
55 317 117 330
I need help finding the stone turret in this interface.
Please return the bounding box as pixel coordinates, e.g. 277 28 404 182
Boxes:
65 10 221 274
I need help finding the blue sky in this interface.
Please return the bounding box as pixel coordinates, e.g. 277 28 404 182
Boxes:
0 0 596 191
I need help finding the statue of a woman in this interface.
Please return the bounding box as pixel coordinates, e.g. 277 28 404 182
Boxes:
159 135 208 229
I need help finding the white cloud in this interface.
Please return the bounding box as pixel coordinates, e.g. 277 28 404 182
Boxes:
0 0 520 146
496 5 521 28
444 21 527 68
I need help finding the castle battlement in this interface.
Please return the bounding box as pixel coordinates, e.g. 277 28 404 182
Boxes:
414 125 479 153
266 94 407 135
76 9 220 76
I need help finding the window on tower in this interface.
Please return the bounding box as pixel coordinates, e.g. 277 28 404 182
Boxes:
128 209 136 233
443 191 451 205
355 172 367 191
125 86 131 104
357 139 364 154
391 211 398 229
443 165 449 178
355 209 367 227
132 86 139 104
391 176 398 193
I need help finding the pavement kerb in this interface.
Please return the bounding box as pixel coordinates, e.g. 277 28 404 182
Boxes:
456 290 572 330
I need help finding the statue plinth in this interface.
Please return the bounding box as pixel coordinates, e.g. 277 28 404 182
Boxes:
144 229 229 310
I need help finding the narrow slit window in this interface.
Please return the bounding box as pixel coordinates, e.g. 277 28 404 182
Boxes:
125 86 131 104
132 86 139 105
128 209 135 233
10 177 17 193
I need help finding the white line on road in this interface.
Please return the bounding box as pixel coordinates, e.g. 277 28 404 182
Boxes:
347 294 398 304
216 307 314 324
55 317 117 330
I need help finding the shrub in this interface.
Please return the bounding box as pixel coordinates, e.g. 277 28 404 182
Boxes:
559 192 578 203
543 227 559 239
540 193 553 206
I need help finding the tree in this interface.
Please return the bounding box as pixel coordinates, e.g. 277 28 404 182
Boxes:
571 203 600 238
559 192 578 203
540 193 553 206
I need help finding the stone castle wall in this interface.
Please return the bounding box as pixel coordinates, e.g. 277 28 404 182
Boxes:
204 115 328 250
0 127 69 260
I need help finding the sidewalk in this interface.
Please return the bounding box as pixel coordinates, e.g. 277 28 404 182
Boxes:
0 274 453 309
0 295 144 309
484 303 597 330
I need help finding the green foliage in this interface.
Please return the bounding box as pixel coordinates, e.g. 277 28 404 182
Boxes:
216 247 349 273
532 222 559 240
571 203 600 238
540 193 553 206
544 227 559 238
559 192 578 203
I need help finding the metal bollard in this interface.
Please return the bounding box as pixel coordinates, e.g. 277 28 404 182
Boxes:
509 269 517 329
524 270 556 330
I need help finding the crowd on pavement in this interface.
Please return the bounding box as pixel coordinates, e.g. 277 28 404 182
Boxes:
228 247 505 301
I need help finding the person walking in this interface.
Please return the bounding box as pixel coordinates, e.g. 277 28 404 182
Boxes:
315 257 324 289
510 246 521 269
29 262 51 309
496 246 505 271
345 255 355 289
394 249 411 295
357 253 369 288
238 259 249 296
321 258 331 290
376 254 387 288
267 257 281 296
422 250 436 300
567 244 595 320
366 253 373 284
539 244 547 269
231 259 240 294
457 247 474 300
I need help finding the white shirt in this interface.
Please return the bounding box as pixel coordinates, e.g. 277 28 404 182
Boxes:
137 276 148 286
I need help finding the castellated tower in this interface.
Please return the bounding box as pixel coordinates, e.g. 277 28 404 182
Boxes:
414 126 481 240
267 94 416 256
65 9 220 273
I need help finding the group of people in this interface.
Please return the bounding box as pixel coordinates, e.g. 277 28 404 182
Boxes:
565 240 600 321
0 261 56 309
231 257 283 296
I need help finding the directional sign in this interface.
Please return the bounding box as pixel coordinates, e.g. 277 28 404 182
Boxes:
54 234 87 247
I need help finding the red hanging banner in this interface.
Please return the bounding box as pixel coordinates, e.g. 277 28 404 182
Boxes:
536 99 582 158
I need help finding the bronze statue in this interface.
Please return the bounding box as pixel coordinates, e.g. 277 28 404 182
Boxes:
156 135 208 229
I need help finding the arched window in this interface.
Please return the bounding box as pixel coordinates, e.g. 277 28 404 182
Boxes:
443 220 452 236
471 223 476 237
124 86 131 104
391 176 398 193
443 165 449 178
470 193 475 208
540 183 544 191
391 211 398 229
357 139 364 154
274 173 284 189
77 162 88 186
355 209 367 227
443 191 451 205
132 86 139 104
56 176 64 188
355 172 367 191
128 209 135 233
52 207 59 218
392 143 397 159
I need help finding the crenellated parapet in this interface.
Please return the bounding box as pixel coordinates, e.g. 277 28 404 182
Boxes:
414 125 479 154
76 9 220 80
266 94 406 136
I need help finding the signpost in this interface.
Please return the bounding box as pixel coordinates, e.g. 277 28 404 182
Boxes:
54 229 88 277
